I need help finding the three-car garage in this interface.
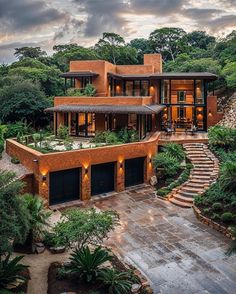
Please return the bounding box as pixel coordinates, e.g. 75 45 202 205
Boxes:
49 157 146 205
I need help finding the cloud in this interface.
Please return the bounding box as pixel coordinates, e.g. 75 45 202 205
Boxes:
0 0 67 34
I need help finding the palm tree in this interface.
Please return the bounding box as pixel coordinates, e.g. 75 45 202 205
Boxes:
22 194 51 251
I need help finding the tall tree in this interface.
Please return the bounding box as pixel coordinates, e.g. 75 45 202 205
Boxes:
95 32 138 65
186 31 216 50
0 77 50 125
14 47 47 60
149 27 187 62
129 38 152 64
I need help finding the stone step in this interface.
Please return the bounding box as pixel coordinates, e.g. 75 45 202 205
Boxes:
181 186 204 193
172 193 194 203
184 182 207 188
169 197 193 208
189 178 210 184
178 190 199 197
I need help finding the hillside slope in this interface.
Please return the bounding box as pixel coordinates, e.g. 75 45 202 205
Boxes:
218 92 236 128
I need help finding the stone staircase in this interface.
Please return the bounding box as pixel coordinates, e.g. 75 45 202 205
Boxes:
169 143 219 208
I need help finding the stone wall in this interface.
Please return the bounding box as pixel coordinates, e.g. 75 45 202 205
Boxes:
218 92 236 128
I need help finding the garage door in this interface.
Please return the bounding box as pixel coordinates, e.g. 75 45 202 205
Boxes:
125 157 144 187
91 162 115 196
49 168 80 205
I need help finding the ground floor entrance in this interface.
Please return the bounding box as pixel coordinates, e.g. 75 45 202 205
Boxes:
125 157 145 187
49 168 80 205
91 162 115 196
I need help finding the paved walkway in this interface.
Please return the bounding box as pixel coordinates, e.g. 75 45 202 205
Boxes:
21 185 236 294
84 185 236 294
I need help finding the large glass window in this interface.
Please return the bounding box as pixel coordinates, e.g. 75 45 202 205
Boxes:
87 113 95 136
161 80 170 104
125 81 133 96
171 80 194 104
196 80 204 104
134 81 140 96
141 81 149 96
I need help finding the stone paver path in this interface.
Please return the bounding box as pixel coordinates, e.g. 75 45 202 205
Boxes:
20 185 236 294
83 185 236 294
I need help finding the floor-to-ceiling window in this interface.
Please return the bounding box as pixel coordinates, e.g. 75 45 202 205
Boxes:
70 113 96 137
160 79 207 131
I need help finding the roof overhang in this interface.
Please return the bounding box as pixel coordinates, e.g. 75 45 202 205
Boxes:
108 72 218 81
45 104 165 115
60 71 99 78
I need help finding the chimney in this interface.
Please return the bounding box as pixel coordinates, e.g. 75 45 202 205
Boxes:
144 54 162 73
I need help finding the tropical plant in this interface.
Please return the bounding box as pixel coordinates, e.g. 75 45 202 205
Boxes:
162 143 185 162
0 254 28 289
67 246 112 283
98 268 133 294
0 170 30 255
83 84 96 96
219 162 236 192
22 194 51 248
57 125 69 140
208 126 236 150
153 153 180 178
53 208 119 250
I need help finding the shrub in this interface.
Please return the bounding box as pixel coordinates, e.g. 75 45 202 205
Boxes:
4 122 31 139
221 212 233 223
156 188 171 197
92 132 106 143
203 208 210 214
208 125 236 150
219 162 236 192
0 254 28 289
66 88 84 96
83 84 96 97
54 208 119 250
105 131 119 145
153 153 180 178
163 143 185 162
98 268 133 294
212 213 221 221
67 246 112 283
11 156 20 164
0 139 4 158
212 202 223 211
57 125 69 140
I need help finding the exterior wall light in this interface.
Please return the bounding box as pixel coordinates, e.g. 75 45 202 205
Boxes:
85 168 88 175
33 159 38 163
42 175 47 181
149 157 152 164
208 110 213 117
119 162 123 169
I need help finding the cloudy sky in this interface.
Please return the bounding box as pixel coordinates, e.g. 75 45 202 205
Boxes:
1 0 236 63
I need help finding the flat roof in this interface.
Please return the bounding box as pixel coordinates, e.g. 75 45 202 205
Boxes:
108 72 218 80
45 104 165 115
60 71 99 78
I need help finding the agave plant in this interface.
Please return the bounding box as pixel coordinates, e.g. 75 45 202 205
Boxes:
68 246 112 283
0 254 28 289
98 268 133 294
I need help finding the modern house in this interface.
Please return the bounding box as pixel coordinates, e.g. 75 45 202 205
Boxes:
6 54 223 206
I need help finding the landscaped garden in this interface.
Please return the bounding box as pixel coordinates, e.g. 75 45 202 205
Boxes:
0 169 150 294
193 125 236 255
153 143 192 197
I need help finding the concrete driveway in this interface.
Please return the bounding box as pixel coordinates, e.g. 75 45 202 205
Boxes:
84 185 236 294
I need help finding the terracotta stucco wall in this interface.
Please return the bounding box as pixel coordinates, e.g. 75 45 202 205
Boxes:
207 96 223 128
144 54 162 73
116 65 154 74
54 96 153 106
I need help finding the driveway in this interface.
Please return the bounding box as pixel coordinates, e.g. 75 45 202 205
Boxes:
83 185 236 294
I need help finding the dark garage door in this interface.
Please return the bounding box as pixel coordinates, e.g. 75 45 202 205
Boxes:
91 162 115 196
125 157 144 187
49 168 80 205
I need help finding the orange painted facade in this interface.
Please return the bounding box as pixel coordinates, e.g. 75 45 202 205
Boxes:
6 54 223 205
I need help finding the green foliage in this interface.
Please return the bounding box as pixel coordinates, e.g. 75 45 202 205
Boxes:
153 153 180 178
53 208 119 249
14 47 46 60
83 84 96 97
0 170 30 255
226 227 236 256
219 162 236 192
0 77 50 125
57 125 69 140
222 61 236 88
22 194 51 241
67 246 112 283
208 126 236 150
98 268 133 294
162 143 185 162
212 202 223 211
221 212 233 223
92 129 139 145
66 88 84 96
10 157 20 164
3 122 31 139
0 254 28 289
